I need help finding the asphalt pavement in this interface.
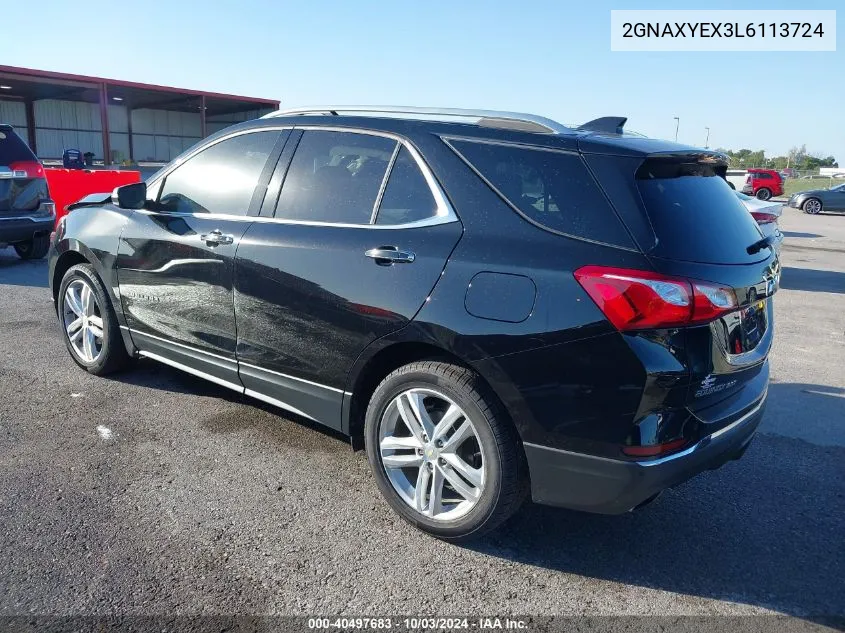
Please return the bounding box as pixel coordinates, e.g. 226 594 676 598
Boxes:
0 208 843 625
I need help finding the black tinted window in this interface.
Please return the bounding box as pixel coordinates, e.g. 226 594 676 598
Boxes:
158 131 278 215
637 160 766 264
448 139 632 246
376 147 438 225
0 128 36 165
276 131 396 224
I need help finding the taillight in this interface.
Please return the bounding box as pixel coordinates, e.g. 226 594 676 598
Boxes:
750 211 778 225
9 160 45 179
574 266 738 331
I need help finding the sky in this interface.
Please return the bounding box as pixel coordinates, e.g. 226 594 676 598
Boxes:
1 0 842 160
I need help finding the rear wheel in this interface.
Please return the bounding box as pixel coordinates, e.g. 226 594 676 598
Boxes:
803 198 822 214
58 263 130 375
755 188 772 201
365 360 527 541
14 234 50 260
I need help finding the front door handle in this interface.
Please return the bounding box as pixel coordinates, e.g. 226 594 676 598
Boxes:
201 230 234 246
365 246 416 265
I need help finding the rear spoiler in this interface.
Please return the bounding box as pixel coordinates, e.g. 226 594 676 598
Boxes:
66 192 112 211
579 117 627 134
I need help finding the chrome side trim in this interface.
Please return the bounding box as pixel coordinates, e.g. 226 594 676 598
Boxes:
239 361 346 395
138 350 244 393
262 105 572 135
131 329 234 363
244 389 317 422
522 391 766 468
127 330 347 396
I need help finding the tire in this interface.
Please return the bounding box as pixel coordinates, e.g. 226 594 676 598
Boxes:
14 234 50 260
58 263 130 375
803 198 823 215
755 188 772 201
727 181 736 190
364 360 527 541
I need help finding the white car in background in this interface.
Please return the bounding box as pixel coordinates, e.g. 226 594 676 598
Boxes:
735 191 783 254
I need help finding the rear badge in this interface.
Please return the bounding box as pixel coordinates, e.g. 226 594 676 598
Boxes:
695 374 738 398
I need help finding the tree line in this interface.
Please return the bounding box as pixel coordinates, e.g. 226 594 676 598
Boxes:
715 145 838 171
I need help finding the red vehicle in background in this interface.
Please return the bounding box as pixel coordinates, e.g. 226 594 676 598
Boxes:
742 168 784 201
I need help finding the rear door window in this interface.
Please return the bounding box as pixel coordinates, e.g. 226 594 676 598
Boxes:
445 138 633 247
636 160 767 264
375 147 438 225
275 130 396 224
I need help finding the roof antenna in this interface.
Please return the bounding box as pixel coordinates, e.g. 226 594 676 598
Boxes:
578 117 627 134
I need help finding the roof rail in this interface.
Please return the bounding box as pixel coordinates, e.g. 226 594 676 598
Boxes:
262 105 572 135
578 116 627 134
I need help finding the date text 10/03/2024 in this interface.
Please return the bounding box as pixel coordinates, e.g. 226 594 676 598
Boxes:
307 617 528 630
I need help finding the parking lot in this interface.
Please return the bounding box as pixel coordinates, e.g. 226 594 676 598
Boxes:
0 208 843 621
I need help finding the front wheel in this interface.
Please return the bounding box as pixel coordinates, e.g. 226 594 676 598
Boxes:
14 234 50 259
803 198 823 214
365 361 527 541
58 263 130 375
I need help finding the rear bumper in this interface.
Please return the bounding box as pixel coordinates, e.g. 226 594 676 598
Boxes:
524 391 766 514
0 216 53 244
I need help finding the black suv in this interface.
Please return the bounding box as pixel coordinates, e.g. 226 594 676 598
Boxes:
48 107 777 540
0 124 54 259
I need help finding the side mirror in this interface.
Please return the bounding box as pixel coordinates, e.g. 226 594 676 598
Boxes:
112 182 147 209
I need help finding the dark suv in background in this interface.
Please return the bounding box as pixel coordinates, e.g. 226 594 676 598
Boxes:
0 124 54 259
48 106 777 540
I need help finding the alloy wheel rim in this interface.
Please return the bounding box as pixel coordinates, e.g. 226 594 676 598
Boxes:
63 279 104 363
806 199 821 214
378 388 486 522
757 189 771 200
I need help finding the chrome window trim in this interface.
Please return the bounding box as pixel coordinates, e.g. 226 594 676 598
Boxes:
140 125 460 230
370 142 401 224
442 136 639 252
291 125 459 228
146 125 295 193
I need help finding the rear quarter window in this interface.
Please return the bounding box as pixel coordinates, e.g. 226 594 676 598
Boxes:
445 138 634 248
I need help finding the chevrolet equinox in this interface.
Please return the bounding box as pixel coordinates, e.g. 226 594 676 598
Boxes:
48 106 777 540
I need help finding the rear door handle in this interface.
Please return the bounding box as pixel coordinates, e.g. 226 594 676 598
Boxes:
365 246 416 265
201 230 234 246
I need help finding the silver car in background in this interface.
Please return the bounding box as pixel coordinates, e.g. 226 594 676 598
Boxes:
735 191 783 254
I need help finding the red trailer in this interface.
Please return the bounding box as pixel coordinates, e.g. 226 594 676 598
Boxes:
45 169 141 224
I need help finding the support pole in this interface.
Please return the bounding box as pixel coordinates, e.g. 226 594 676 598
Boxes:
24 98 37 154
200 94 207 138
99 82 111 166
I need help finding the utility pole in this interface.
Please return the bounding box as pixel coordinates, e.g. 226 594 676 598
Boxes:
673 117 680 142
704 127 710 148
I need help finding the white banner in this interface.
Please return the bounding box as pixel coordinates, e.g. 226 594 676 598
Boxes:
611 10 836 52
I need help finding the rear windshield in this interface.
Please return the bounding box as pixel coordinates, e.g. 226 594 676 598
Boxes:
636 160 767 264
0 127 36 165
446 138 633 248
